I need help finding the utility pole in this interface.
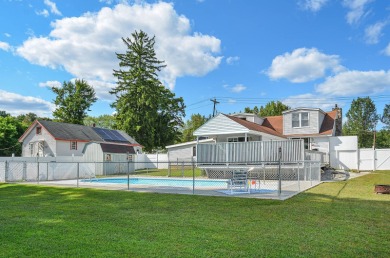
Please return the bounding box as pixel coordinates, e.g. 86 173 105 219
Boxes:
210 97 219 117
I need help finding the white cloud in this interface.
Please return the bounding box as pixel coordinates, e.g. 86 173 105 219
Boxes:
226 56 239 65
0 90 55 117
223 83 246 93
343 0 373 25
266 48 344 83
99 0 132 4
299 0 328 12
17 2 222 93
4 33 11 37
38 80 62 88
231 84 246 93
44 0 62 16
365 21 388 44
0 41 11 51
383 43 390 56
36 9 49 17
283 93 341 111
85 79 116 102
316 70 390 96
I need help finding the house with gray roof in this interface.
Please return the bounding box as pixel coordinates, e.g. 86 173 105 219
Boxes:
18 120 142 161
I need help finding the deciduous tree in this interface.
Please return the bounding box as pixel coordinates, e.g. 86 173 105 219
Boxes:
0 116 24 156
84 114 116 129
343 97 378 148
380 104 390 129
244 101 289 116
52 79 97 125
181 114 207 142
259 101 289 117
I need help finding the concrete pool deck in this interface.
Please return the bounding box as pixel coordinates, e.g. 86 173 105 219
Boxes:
20 177 322 200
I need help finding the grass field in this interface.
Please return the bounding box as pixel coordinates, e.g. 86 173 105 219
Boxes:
0 171 389 257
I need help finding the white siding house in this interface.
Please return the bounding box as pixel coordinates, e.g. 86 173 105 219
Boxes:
18 120 142 163
168 106 343 164
166 139 215 162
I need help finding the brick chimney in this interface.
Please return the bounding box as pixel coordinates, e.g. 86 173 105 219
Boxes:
332 104 342 136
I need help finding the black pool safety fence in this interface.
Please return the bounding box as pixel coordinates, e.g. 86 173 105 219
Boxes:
0 160 321 200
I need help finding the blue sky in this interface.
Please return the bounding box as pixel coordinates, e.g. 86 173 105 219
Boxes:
0 0 389 127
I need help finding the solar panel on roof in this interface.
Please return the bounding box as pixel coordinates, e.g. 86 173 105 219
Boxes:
93 127 128 142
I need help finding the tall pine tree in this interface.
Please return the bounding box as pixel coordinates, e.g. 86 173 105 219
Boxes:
111 30 185 152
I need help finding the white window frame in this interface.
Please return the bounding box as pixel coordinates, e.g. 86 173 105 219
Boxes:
227 137 248 142
292 112 310 128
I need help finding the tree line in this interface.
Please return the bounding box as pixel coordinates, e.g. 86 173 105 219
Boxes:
0 30 389 155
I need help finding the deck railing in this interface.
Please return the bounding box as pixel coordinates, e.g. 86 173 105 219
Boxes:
197 140 304 164
304 150 329 165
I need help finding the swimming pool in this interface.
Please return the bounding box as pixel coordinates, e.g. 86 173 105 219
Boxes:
83 177 230 188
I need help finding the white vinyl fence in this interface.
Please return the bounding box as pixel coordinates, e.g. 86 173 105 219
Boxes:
330 148 390 171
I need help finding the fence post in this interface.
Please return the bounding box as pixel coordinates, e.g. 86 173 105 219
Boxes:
278 147 282 197
309 162 312 186
181 161 184 177
192 160 195 194
5 160 8 182
23 161 27 181
127 161 130 190
77 162 79 188
37 161 40 184
297 162 300 192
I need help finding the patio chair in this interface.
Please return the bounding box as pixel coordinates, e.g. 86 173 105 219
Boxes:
229 169 250 193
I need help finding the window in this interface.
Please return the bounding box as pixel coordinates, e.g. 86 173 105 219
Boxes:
193 146 196 157
227 137 249 142
301 112 309 127
70 141 77 150
36 127 42 135
292 112 309 128
105 154 111 161
29 143 34 156
127 154 133 162
228 137 238 142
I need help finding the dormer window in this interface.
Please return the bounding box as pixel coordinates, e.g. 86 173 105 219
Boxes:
292 112 309 128
36 127 42 135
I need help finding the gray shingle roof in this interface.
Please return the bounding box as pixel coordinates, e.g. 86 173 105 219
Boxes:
37 120 138 144
38 120 103 141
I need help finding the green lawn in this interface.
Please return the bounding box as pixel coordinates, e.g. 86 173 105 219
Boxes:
0 171 389 257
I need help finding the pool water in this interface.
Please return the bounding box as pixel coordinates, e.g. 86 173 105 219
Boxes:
83 177 229 187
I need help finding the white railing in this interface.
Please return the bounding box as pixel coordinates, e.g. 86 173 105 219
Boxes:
197 140 304 164
304 150 329 165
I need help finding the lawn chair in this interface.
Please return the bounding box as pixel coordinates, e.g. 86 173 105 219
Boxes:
229 169 250 194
